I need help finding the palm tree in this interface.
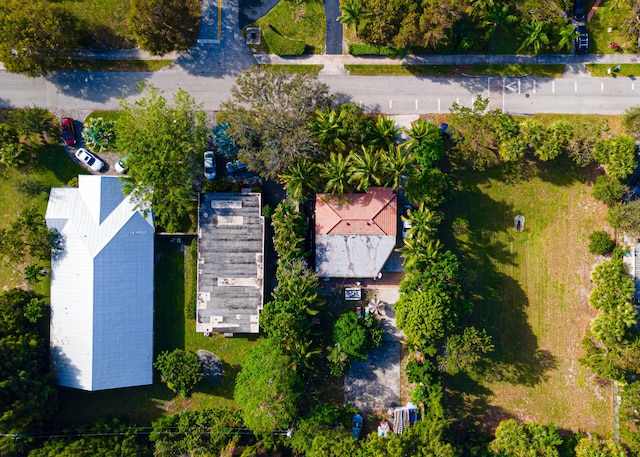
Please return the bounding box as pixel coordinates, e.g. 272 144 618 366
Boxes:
279 160 319 201
397 237 443 270
402 203 442 243
287 340 322 373
320 152 353 194
338 0 365 37
380 144 415 191
349 146 382 191
517 21 550 55
556 22 578 52
482 4 516 40
367 115 397 150
309 109 348 153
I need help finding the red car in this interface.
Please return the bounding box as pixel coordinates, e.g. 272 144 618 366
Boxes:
60 117 76 146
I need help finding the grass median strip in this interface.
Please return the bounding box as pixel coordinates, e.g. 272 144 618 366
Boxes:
261 64 324 75
345 64 566 78
67 59 173 72
586 63 640 77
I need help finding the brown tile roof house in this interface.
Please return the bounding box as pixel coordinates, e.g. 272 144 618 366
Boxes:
196 192 265 335
315 187 397 278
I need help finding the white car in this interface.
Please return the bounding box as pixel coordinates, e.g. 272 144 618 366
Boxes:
204 151 216 180
75 148 104 172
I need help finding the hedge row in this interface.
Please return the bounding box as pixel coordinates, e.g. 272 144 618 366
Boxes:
263 25 306 56
348 43 396 56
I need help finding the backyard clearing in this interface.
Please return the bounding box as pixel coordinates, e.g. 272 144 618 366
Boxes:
345 288 404 413
446 159 613 435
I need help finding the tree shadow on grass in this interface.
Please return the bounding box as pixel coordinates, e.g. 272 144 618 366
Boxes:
154 238 186 353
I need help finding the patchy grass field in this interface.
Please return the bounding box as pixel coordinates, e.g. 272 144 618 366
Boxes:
445 158 613 436
58 0 134 49
588 0 635 54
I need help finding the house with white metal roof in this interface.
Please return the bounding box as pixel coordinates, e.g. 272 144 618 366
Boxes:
45 175 154 391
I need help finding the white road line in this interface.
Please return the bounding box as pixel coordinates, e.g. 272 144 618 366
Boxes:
456 97 459 105
415 99 418 110
471 97 474 106
533 80 536 94
575 81 578 92
389 100 392 108
601 83 604 91
518 80 521 94
633 83 635 90
552 81 555 93
438 99 441 112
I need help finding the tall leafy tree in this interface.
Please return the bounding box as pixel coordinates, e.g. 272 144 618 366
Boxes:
439 326 494 375
308 109 348 153
556 22 578 52
380 144 415 190
127 0 200 55
154 349 203 397
622 104 640 140
482 3 517 40
403 120 444 169
234 339 302 433
368 115 397 150
338 0 365 36
320 152 353 194
279 160 319 202
222 67 331 180
0 0 78 77
116 84 207 232
594 135 638 181
349 146 382 191
517 21 550 55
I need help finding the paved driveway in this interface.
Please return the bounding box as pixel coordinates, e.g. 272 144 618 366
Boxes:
344 288 404 412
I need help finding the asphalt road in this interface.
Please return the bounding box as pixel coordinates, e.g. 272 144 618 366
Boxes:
2 68 639 115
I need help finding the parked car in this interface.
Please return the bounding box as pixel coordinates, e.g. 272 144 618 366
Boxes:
60 117 77 146
75 147 104 172
575 25 589 54
114 155 128 174
204 151 216 180
573 0 585 21
226 159 248 174
352 414 363 439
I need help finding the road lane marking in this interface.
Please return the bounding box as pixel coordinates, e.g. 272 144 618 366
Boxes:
456 97 459 105
533 80 536 94
438 99 441 112
601 83 604 91
415 99 418 110
552 81 555 93
218 0 222 40
518 80 521 94
633 83 635 90
575 81 577 92
505 81 517 92
389 100 392 108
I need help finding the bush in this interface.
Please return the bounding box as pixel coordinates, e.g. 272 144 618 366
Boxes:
154 349 203 396
263 25 306 55
348 43 397 56
82 117 116 152
592 175 626 206
589 230 615 255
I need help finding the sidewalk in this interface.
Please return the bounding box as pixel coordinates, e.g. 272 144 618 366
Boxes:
72 49 640 66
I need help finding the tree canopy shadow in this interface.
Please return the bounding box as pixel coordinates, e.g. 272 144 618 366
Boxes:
46 71 149 103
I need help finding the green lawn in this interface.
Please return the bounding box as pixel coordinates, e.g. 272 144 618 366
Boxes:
58 0 134 49
263 64 324 75
445 158 613 436
253 0 325 54
345 64 565 78
588 0 635 53
67 59 173 72
586 63 640 77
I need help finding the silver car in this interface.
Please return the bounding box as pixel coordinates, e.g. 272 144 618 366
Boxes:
75 148 104 172
204 151 216 180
